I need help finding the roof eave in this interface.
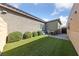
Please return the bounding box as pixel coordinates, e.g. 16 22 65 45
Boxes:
0 3 45 23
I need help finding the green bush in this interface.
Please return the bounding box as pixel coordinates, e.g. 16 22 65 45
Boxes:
7 32 22 43
32 32 38 37
23 32 32 39
37 31 43 35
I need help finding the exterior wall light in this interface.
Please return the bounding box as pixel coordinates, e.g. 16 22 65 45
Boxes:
1 10 7 14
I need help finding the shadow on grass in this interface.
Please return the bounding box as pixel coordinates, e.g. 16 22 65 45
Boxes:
2 37 78 56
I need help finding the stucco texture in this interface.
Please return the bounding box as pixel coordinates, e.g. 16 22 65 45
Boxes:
67 3 79 55
46 21 59 33
0 7 44 52
0 17 7 52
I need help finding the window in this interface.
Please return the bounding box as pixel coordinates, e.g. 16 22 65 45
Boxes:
40 24 43 29
40 24 44 30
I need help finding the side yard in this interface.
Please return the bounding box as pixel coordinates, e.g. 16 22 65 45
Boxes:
2 35 77 56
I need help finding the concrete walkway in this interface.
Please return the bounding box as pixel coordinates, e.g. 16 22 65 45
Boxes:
48 34 69 40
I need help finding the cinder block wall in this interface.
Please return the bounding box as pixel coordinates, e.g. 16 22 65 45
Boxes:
0 7 45 34
0 7 44 52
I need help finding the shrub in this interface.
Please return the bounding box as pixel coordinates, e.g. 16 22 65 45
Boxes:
7 31 22 43
23 32 32 39
32 32 38 37
37 31 43 35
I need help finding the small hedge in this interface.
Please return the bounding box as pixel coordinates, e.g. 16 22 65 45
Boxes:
23 32 32 39
6 31 44 42
32 32 38 37
7 32 22 43
37 31 43 35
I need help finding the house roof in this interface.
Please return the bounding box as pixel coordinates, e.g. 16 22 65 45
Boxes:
0 3 62 24
45 18 62 25
0 3 45 23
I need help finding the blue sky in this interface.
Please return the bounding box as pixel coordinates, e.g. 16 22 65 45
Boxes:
9 3 73 27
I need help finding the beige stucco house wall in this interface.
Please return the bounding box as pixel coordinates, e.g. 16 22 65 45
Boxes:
67 3 79 55
46 19 61 33
0 3 62 53
0 17 7 53
0 4 45 52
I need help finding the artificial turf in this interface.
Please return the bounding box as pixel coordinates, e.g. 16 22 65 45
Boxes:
2 35 78 56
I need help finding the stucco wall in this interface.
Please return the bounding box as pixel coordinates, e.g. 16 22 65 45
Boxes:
0 17 7 52
67 3 79 55
0 7 45 34
46 21 58 33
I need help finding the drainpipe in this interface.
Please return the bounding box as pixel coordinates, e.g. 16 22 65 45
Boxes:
45 23 48 34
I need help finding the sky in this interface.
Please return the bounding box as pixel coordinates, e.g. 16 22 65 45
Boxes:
9 3 73 27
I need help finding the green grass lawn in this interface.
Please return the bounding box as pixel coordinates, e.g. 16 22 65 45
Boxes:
2 35 77 56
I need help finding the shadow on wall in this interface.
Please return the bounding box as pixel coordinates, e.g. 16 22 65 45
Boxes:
2 37 77 56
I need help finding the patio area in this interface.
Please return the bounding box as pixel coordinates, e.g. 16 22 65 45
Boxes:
48 34 68 40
